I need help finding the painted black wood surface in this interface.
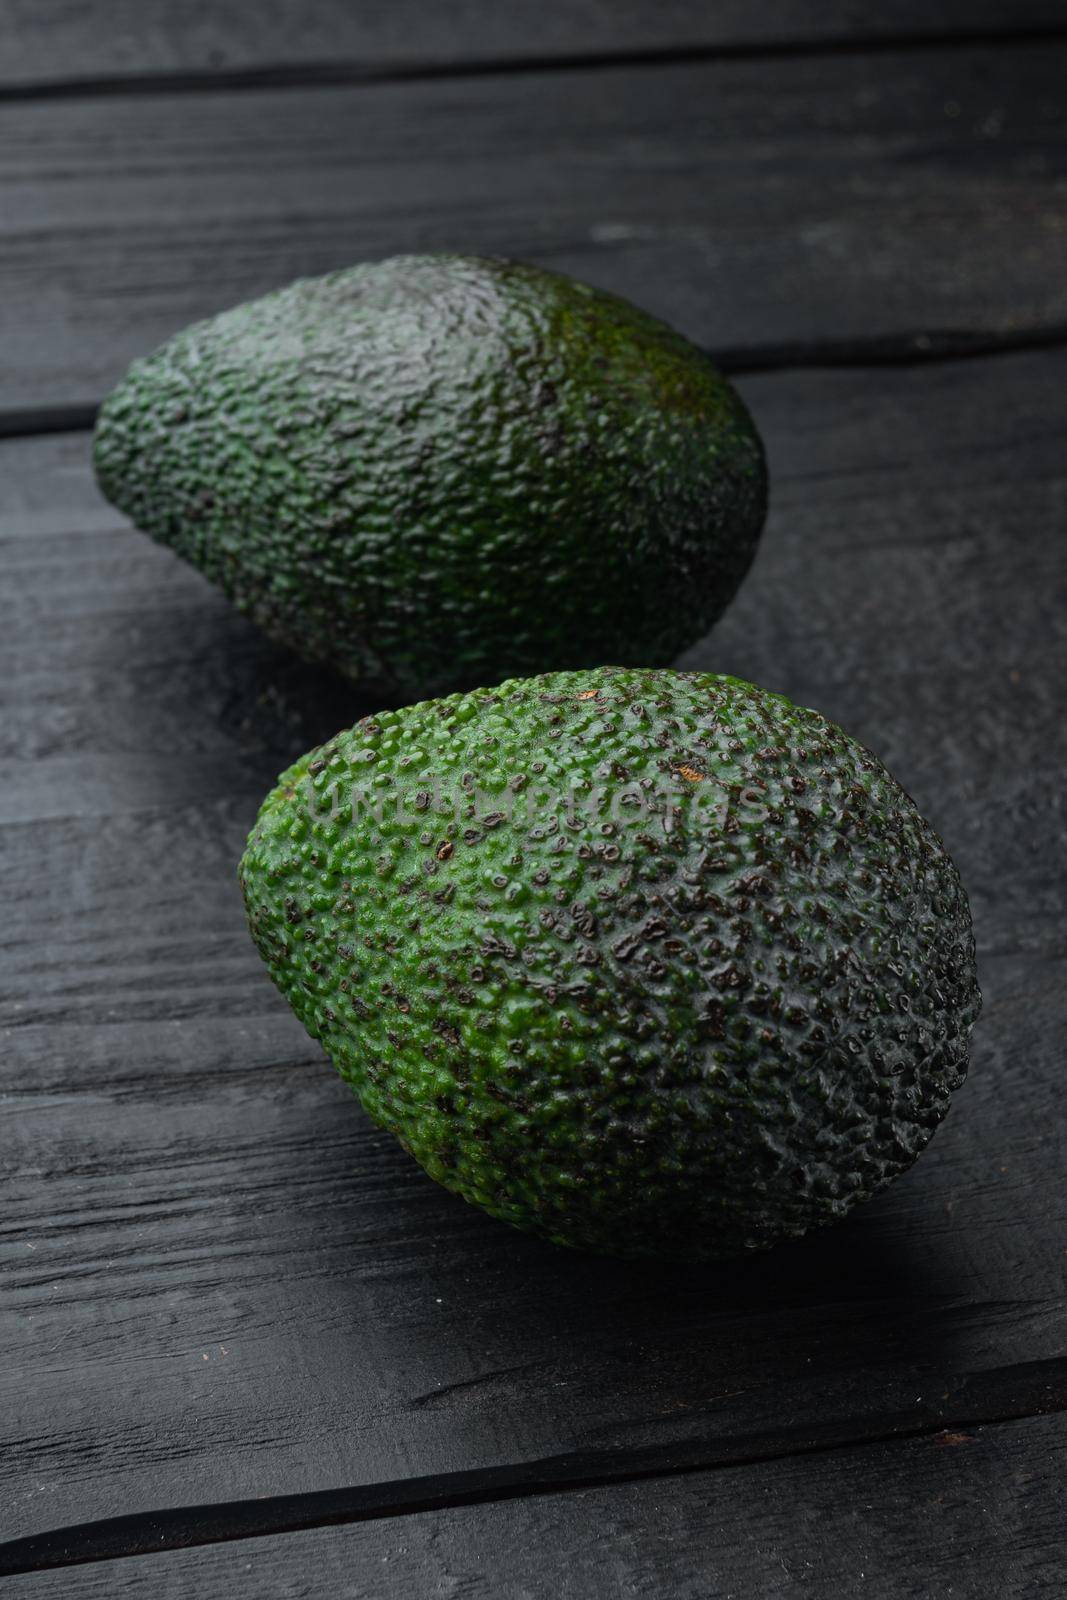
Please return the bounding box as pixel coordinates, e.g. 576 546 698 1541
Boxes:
5 1412 1065 1597
2 3 1066 1594
4 1 1064 93
5 38 1067 422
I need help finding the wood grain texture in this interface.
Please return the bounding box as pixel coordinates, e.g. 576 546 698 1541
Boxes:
4 41 1067 414
4 1 1065 93
2 346 1065 1553
1 1357 1064 1578
6 1411 1067 1596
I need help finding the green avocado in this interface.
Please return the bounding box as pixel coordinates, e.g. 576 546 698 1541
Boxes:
92 255 766 697
239 666 980 1262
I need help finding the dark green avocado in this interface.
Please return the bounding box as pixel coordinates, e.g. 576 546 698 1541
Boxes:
92 255 767 697
239 666 980 1262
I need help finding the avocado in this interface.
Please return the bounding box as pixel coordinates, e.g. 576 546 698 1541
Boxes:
239 666 980 1262
92 256 766 698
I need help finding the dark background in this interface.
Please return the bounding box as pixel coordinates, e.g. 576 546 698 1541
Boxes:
2 3 1066 1593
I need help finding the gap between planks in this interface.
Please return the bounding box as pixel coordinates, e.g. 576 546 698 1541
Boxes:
5 323 1067 444
0 1356 1064 1581
3 25 1067 105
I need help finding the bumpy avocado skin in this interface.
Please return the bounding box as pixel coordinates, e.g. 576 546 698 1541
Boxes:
239 667 980 1263
92 256 766 696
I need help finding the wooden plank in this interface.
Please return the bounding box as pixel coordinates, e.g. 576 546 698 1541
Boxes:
1 344 1065 1550
5 1410 1066 1594
4 41 1067 415
4 2 1064 94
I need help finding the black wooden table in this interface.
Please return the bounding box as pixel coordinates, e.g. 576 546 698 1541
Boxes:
3 5 1066 1594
